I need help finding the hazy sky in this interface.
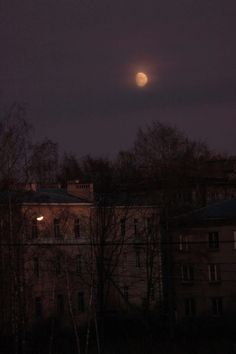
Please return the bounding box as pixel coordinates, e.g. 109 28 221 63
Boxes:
1 0 236 157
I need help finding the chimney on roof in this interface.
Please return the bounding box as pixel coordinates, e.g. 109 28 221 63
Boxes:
67 180 94 201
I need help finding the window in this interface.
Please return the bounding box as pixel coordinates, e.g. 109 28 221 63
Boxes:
179 234 189 252
35 297 42 317
146 217 153 234
208 264 220 282
55 255 61 275
33 257 39 278
57 294 64 314
184 298 196 317
32 220 38 239
208 231 219 250
54 219 61 238
74 218 80 238
181 264 194 282
123 286 129 301
134 219 138 236
211 297 223 316
78 292 85 312
76 255 82 274
233 230 236 249
120 219 126 237
135 249 141 268
150 283 155 301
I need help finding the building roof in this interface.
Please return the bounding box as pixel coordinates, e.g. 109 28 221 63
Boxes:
0 188 91 204
172 198 236 226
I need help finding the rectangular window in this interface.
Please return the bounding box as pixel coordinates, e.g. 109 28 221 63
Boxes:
181 264 194 282
146 217 153 234
74 218 80 238
120 219 126 237
32 220 38 239
55 256 61 275
211 297 223 316
135 249 141 268
78 292 85 312
184 298 196 317
57 294 64 314
35 296 42 317
76 255 82 274
33 257 39 278
123 286 129 301
208 231 219 250
233 231 236 249
150 283 155 301
134 219 138 236
179 234 189 252
208 264 220 282
54 219 61 238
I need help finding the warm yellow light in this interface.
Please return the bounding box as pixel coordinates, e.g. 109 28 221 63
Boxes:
36 216 44 221
135 72 148 87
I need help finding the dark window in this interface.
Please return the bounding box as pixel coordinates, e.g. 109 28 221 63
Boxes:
120 219 126 237
208 264 220 282
135 249 141 268
76 255 82 274
35 297 42 317
74 218 80 238
146 217 153 234
78 292 85 312
123 286 129 301
179 234 189 252
208 232 219 250
134 219 138 236
32 220 38 239
55 256 61 275
57 294 64 314
150 283 155 301
54 219 60 238
211 297 223 316
33 257 39 278
184 298 196 317
181 264 194 282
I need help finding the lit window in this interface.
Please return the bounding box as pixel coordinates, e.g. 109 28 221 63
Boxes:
208 232 219 250
181 264 194 282
208 264 220 282
74 218 80 238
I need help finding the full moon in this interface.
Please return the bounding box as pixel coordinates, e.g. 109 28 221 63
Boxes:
135 72 148 87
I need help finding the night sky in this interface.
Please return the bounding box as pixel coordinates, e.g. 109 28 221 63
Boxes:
1 0 236 157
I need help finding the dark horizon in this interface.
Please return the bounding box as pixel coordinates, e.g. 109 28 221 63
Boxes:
1 0 236 157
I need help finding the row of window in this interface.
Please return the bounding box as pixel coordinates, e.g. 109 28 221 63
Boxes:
181 264 221 282
183 297 223 317
179 231 236 251
31 217 155 239
32 218 81 239
33 255 82 277
35 292 85 317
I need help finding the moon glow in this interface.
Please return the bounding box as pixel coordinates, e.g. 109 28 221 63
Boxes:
135 72 148 87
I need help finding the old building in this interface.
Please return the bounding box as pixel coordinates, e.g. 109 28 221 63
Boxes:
0 181 162 338
169 199 236 320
